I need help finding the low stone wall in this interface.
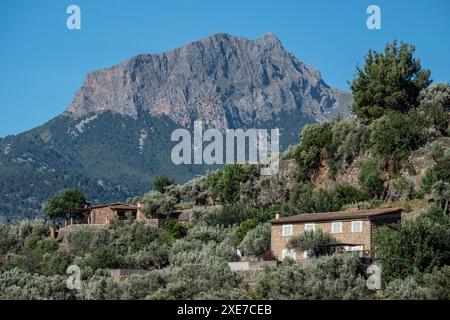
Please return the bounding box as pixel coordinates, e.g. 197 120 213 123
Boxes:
109 269 149 281
56 224 106 242
228 260 278 271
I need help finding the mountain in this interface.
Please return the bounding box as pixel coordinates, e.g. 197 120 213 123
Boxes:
0 33 352 222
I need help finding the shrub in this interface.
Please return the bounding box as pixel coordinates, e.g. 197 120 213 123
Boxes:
153 175 175 194
214 164 254 203
79 246 126 270
140 191 177 217
288 230 335 258
369 112 421 161
254 254 371 299
373 205 450 284
125 241 170 269
239 223 271 258
67 225 98 253
385 266 450 300
0 268 75 300
350 40 431 121
421 168 438 194
431 180 450 213
163 219 186 239
294 122 333 181
282 183 366 216
359 159 384 198
429 141 446 161
234 219 259 245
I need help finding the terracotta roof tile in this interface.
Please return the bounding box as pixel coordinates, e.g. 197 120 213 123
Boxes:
270 208 402 224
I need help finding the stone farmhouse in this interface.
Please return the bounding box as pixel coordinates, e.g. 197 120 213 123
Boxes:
57 202 179 233
270 208 402 261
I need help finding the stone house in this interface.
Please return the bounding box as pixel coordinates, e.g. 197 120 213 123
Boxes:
270 208 402 261
60 202 172 229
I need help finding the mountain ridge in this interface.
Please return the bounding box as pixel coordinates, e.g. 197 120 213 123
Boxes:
0 33 352 221
66 33 352 127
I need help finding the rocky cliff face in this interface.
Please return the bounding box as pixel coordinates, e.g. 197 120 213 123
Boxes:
0 33 353 221
67 33 352 128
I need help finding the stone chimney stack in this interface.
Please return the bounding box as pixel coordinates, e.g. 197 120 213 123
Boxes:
275 211 281 220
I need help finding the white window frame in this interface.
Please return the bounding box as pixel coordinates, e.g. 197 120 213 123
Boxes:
282 224 293 237
304 223 315 232
351 220 363 233
282 249 296 260
331 221 342 234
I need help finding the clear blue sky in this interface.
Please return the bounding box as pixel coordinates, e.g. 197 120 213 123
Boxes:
0 0 449 137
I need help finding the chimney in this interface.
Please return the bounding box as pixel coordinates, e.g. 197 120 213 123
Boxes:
275 211 281 220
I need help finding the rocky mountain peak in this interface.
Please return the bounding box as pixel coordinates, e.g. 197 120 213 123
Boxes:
66 33 352 128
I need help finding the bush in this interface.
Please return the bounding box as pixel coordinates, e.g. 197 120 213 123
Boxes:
126 241 170 269
153 175 175 194
288 230 335 258
359 159 384 198
212 164 254 204
141 191 177 217
373 205 450 284
282 183 366 216
385 266 450 300
294 122 333 181
254 254 371 299
67 225 98 254
79 246 126 270
431 180 450 213
369 112 422 162
163 219 186 239
350 40 431 121
239 223 271 258
429 141 446 161
234 219 259 245
0 268 75 300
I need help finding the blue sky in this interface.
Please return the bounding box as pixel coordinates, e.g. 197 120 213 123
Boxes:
0 0 449 137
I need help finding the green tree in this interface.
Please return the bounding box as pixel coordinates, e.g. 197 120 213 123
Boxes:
359 159 384 198
153 175 175 194
369 112 420 161
239 223 271 258
288 229 335 258
373 205 450 284
234 219 259 245
351 40 431 121
141 191 177 217
163 219 186 239
254 254 371 299
44 188 86 221
215 164 252 203
431 180 450 213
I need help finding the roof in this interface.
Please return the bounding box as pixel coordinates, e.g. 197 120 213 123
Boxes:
69 203 139 215
270 208 402 224
90 202 139 210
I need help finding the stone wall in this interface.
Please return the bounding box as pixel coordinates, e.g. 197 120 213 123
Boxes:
91 207 116 224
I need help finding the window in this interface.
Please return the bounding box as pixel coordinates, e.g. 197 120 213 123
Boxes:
282 224 293 237
282 249 296 260
331 221 342 233
351 221 363 232
304 223 315 232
